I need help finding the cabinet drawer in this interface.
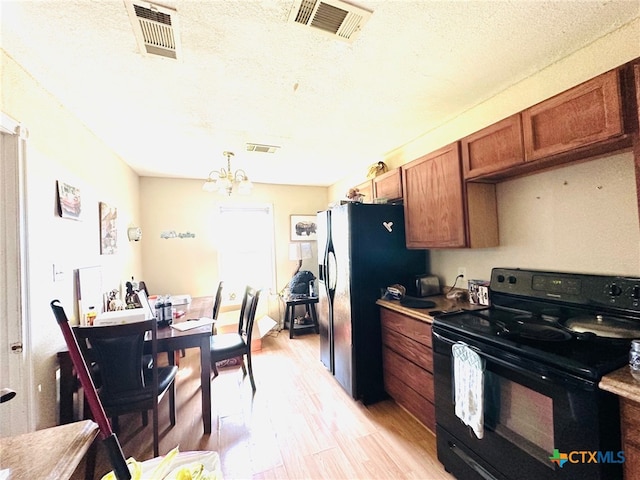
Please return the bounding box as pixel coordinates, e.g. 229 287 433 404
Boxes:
380 308 432 348
383 368 435 432
383 346 434 401
522 70 623 161
382 327 433 373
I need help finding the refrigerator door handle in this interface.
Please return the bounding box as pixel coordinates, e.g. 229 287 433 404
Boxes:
326 249 337 298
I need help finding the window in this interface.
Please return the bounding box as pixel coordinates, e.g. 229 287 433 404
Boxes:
217 204 275 302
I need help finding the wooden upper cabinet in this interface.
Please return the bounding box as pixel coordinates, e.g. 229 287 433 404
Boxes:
522 70 624 161
354 179 373 203
462 114 524 179
373 168 402 202
402 143 467 248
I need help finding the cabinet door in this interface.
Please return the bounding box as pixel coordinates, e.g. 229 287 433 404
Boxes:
354 179 373 204
402 143 466 248
462 114 524 179
373 168 402 201
622 399 640 479
522 70 623 161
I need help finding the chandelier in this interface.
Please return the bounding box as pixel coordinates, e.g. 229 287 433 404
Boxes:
202 151 253 196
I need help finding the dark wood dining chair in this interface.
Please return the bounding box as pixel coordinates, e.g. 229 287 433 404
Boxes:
210 285 261 391
211 281 224 334
70 316 178 457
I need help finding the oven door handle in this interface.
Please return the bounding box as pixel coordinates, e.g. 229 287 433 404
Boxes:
433 330 596 390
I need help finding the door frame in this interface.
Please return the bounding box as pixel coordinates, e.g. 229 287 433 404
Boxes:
0 112 33 435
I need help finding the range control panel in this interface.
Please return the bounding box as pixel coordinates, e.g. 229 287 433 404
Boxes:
490 268 640 312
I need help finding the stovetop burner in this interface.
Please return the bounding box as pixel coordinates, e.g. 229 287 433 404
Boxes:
497 320 573 342
433 268 640 380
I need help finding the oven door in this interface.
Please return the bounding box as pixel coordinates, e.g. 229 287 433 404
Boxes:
432 328 622 480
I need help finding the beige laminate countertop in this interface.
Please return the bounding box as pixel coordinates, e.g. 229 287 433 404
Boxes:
599 366 640 402
376 295 486 324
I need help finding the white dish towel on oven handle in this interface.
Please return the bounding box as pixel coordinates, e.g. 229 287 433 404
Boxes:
452 341 485 439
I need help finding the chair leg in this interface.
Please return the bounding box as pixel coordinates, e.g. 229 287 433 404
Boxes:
169 383 176 426
247 352 256 392
212 362 219 378
152 403 159 457
142 410 149 426
111 416 120 433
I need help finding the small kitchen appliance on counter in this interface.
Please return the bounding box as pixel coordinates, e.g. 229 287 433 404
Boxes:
415 274 440 297
432 267 640 480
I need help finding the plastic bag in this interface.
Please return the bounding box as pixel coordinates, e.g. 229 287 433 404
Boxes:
101 447 222 480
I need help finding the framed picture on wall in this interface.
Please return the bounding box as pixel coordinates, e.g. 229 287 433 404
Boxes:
290 214 317 241
99 202 118 255
56 181 82 220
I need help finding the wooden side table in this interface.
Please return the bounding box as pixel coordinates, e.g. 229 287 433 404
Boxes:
284 296 319 339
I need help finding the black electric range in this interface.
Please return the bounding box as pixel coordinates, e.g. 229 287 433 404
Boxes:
431 268 640 480
433 268 640 381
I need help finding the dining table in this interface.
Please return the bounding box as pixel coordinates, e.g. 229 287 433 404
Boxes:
57 296 215 434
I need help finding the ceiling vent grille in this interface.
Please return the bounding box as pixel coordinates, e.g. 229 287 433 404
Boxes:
289 0 372 42
246 143 280 154
125 1 181 59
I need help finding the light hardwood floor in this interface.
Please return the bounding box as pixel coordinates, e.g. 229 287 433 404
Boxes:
83 330 454 479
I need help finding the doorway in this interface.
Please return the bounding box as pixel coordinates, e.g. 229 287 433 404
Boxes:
0 115 32 436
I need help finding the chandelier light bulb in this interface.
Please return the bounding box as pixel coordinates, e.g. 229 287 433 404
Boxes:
202 151 253 196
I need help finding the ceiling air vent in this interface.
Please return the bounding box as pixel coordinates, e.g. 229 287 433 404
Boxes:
125 1 181 59
246 143 280 154
289 0 372 42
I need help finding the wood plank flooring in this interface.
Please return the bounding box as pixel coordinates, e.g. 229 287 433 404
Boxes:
82 330 454 479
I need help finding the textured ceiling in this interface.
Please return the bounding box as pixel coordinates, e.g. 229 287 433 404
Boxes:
2 0 639 187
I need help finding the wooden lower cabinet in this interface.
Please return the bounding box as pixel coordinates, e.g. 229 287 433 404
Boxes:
621 398 640 478
380 307 435 431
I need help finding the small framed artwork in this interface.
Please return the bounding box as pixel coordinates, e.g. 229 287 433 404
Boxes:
290 214 317 241
99 202 118 255
57 181 82 220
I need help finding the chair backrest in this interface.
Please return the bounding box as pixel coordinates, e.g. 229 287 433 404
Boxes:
73 320 158 408
212 281 224 320
237 286 261 342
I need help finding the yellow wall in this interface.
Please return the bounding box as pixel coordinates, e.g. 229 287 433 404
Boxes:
139 176 328 319
1 50 142 428
330 18 640 286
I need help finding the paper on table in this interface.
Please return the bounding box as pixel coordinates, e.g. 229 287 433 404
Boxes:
170 317 216 331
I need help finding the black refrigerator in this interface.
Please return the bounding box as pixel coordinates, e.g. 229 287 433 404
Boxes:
316 202 427 404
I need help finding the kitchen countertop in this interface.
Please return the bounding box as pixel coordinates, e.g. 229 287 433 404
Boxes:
379 296 640 402
599 366 640 402
376 294 483 324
